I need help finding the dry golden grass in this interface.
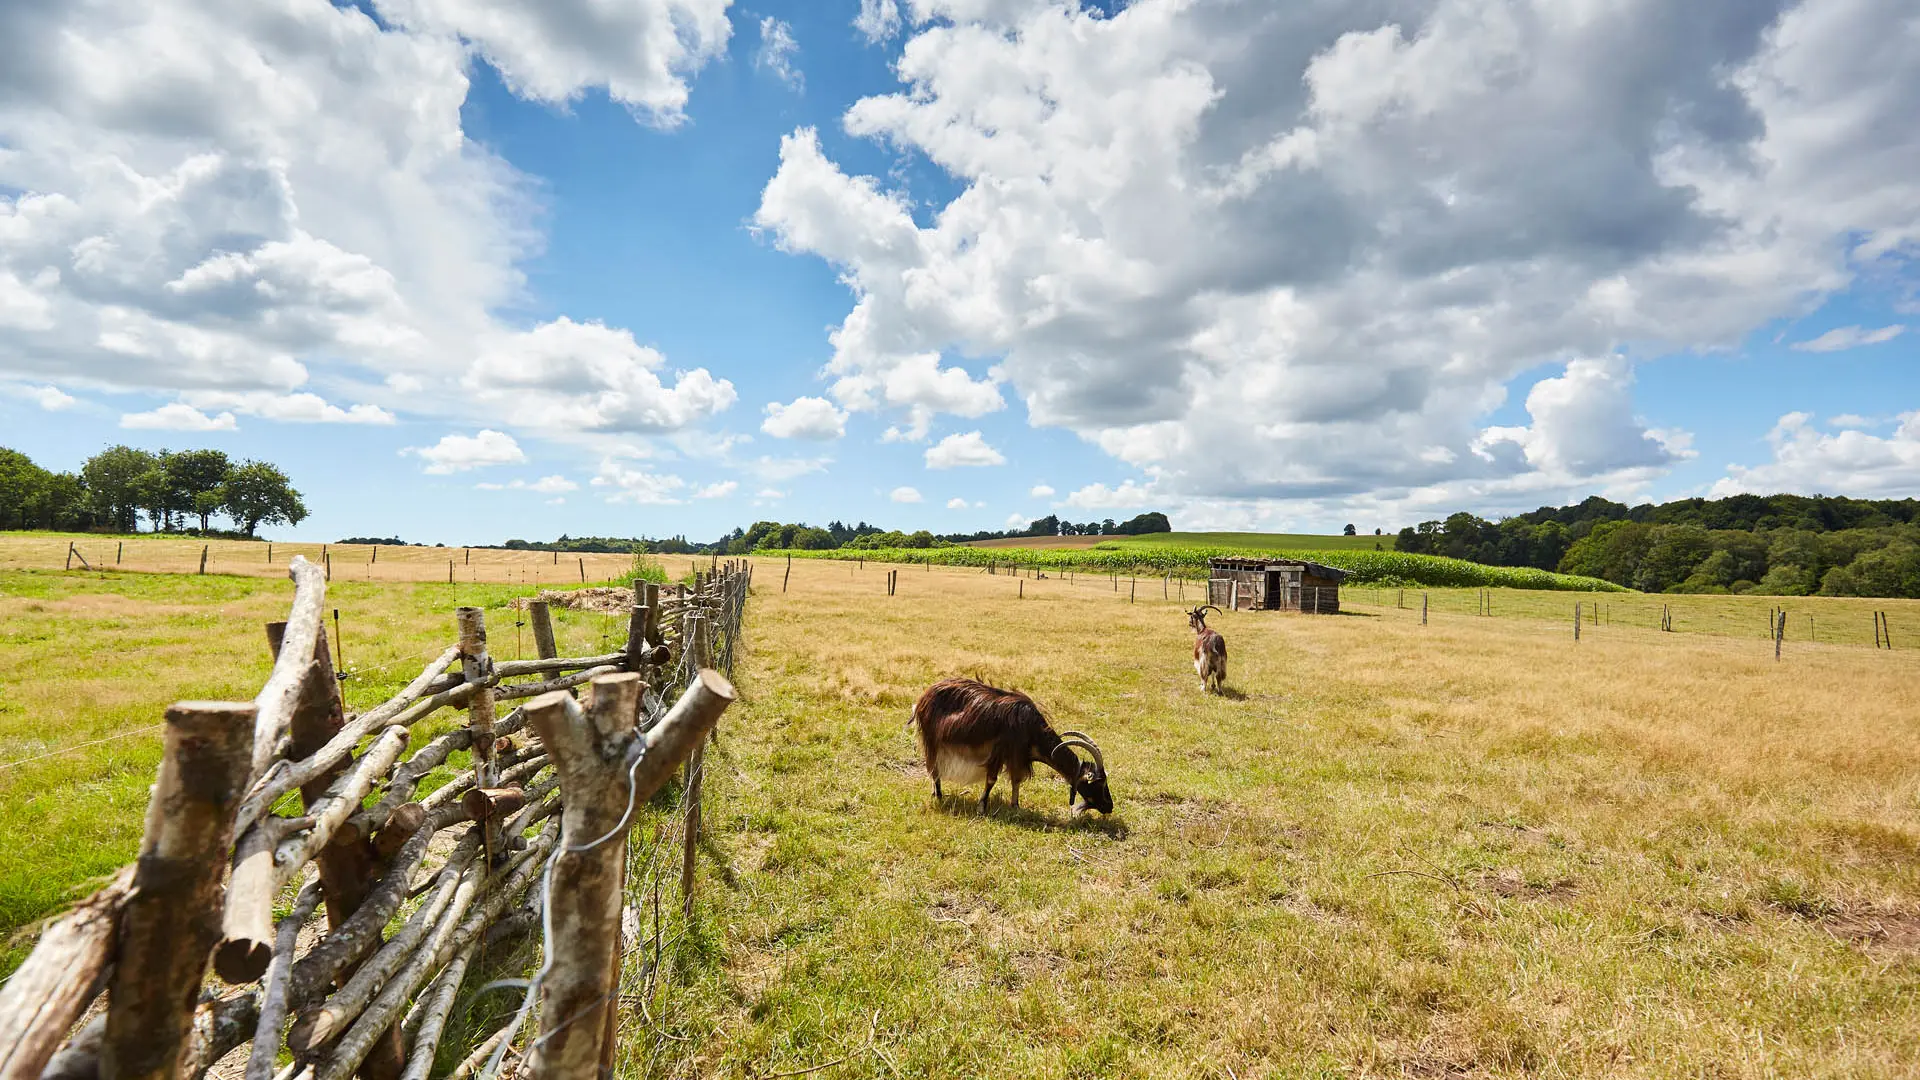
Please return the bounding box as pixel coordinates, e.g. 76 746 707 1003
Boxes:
4 554 1918 1076
648 556 1920 1078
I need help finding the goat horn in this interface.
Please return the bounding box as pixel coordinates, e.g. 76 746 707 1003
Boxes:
1056 734 1105 776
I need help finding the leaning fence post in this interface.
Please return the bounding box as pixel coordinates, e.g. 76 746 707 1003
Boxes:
102 702 254 1080
523 670 734 1079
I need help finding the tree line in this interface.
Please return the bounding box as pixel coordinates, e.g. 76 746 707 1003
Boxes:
0 445 307 537
940 511 1172 543
1396 494 1920 597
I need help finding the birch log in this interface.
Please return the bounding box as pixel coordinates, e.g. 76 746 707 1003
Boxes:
249 559 327 789
456 608 498 787
103 701 255 1080
522 668 734 1080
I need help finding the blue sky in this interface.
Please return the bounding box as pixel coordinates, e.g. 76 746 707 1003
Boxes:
2 0 1916 544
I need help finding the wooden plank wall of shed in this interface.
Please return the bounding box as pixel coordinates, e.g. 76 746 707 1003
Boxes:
1208 568 1270 609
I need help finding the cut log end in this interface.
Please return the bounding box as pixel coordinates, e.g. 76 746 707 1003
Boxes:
694 668 736 702
213 938 273 984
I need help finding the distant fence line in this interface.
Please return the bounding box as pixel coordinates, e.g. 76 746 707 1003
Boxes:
18 536 644 585
0 556 754 1080
772 553 1915 654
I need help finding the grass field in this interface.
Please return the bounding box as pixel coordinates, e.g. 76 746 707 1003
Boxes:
4 553 1919 1076
969 531 1396 552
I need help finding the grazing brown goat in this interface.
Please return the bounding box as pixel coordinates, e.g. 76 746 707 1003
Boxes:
909 677 1113 815
1188 605 1226 692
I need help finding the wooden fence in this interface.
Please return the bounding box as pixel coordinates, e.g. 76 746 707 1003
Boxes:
0 557 754 1080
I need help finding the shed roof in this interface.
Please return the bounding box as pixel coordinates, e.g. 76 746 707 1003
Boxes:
1207 556 1350 581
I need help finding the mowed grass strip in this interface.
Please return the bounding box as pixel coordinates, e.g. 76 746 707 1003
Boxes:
640 556 1920 1078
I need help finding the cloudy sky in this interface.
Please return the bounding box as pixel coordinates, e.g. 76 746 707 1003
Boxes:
3 0 1917 543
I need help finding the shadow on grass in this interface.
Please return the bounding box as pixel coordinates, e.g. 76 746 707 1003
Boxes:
1208 686 1249 701
930 793 1130 838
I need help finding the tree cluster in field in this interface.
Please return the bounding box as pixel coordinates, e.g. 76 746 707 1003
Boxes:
495 534 703 555
940 511 1173 543
0 445 307 538
711 520 917 553
1396 494 1920 597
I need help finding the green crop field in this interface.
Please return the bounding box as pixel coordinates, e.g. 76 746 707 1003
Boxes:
971 530 1396 552
775 542 1622 592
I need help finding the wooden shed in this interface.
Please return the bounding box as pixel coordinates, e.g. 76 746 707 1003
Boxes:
1206 557 1349 614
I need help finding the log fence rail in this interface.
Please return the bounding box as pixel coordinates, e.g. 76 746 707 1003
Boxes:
0 557 752 1080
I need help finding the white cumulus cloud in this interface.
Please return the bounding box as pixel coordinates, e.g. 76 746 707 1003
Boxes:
181 391 395 424
694 480 739 499
853 0 900 43
925 430 1005 469
1713 411 1920 497
1064 479 1157 510
468 318 736 435
24 385 76 411
121 403 237 431
752 0 1920 514
890 485 923 503
761 396 847 440
591 458 688 504
1030 483 1055 498
405 430 526 474
367 0 732 125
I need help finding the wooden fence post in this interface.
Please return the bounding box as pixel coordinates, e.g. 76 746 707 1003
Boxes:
529 600 557 660
784 554 791 593
1421 593 1428 625
680 614 712 918
1129 577 1136 604
102 702 254 1080
265 542 271 564
198 546 210 574
578 557 586 583
1018 580 1024 599
1574 603 1582 642
117 541 124 565
64 543 73 571
455 608 497 793
522 669 709 1079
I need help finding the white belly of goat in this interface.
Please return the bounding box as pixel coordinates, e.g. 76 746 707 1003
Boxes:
932 745 992 786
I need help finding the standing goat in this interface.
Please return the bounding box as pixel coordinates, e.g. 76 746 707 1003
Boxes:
909 678 1113 815
1188 605 1227 692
